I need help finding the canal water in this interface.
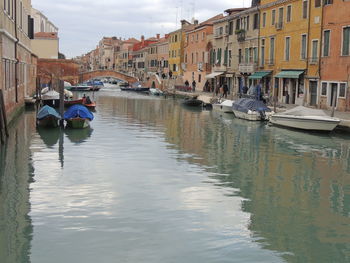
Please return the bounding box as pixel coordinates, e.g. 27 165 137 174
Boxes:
1 86 350 263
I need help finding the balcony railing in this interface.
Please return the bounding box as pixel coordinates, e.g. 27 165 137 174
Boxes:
275 21 283 30
266 59 275 65
236 30 246 42
238 63 257 73
309 57 319 64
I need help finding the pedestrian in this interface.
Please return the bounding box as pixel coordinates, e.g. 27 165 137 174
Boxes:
192 80 196 92
169 71 173 79
185 80 189 87
223 82 228 98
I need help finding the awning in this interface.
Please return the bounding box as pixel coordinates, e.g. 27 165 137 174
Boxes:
275 70 304 79
248 71 272 79
205 72 224 79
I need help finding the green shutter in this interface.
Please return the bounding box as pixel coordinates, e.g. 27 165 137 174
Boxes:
343 27 350 56
224 48 228 65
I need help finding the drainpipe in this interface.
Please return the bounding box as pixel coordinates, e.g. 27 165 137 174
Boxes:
318 3 324 109
305 0 312 106
14 0 19 103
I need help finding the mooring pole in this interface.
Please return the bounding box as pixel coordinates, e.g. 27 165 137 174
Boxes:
59 80 65 127
0 90 9 137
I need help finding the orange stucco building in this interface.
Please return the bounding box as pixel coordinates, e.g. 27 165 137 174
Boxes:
320 0 350 112
183 15 223 92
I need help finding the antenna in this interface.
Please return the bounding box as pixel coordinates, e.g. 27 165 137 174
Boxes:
175 6 178 29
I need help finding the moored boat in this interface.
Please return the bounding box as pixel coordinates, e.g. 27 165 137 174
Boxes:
66 84 93 91
182 97 203 107
149 88 163 96
42 90 60 108
64 104 94 129
213 100 234 113
232 98 273 121
269 106 340 131
64 98 84 106
37 105 61 128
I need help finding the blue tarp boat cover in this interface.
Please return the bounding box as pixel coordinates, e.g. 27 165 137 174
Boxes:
232 98 271 113
64 105 94 121
37 105 61 120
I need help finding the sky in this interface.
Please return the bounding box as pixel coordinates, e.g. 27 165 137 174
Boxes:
32 0 251 58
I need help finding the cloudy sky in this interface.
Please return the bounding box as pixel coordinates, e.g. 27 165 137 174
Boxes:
32 0 251 58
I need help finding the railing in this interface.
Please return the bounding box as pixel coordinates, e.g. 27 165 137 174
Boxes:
275 21 283 30
266 59 275 65
236 31 246 42
309 57 319 64
238 63 257 73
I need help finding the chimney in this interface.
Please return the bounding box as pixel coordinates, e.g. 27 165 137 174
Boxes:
156 34 160 39
141 35 145 44
194 20 199 25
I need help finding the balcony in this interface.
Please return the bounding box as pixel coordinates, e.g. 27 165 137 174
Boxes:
239 63 257 74
266 59 275 66
309 57 319 65
275 21 283 30
235 30 246 42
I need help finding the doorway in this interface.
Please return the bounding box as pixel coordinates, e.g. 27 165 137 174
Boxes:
330 83 338 107
309 81 317 106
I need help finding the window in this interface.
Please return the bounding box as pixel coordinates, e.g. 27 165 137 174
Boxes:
246 16 250 30
229 21 233 35
253 47 258 63
262 12 266 27
315 0 321 7
202 32 205 40
301 34 307 59
339 83 346 98
324 0 333 5
321 82 327 96
202 52 204 62
278 8 284 24
287 5 292 22
285 37 291 61
312 40 318 61
302 1 308 19
191 53 194 64
253 14 259 29
198 74 201 83
272 10 276 25
245 48 249 63
270 37 275 63
342 26 350 56
323 30 330 56
175 35 178 42
238 49 242 64
261 39 265 66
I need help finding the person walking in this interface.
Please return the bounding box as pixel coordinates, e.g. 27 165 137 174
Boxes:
192 80 196 92
223 82 228 98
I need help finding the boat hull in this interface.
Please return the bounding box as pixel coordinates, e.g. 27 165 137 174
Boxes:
66 118 90 129
37 116 59 128
182 99 203 107
233 110 262 121
120 87 150 92
213 104 233 113
269 115 340 131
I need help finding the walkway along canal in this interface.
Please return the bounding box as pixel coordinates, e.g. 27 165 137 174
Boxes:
1 87 350 263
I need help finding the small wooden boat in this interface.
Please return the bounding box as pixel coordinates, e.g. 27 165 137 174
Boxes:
120 86 150 92
182 97 203 107
149 88 164 96
83 102 96 111
37 105 61 128
232 98 273 121
213 100 234 113
64 98 84 106
66 84 93 91
64 105 94 129
42 90 60 108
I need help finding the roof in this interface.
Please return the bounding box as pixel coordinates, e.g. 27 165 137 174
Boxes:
34 32 58 39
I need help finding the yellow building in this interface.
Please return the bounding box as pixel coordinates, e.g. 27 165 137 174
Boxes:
259 0 322 106
168 20 193 76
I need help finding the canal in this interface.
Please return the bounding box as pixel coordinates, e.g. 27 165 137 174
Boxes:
1 87 350 263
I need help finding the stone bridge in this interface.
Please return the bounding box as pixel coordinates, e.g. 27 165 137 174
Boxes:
79 70 138 83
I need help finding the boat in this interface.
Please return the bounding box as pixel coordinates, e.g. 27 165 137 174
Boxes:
66 83 93 91
269 106 340 131
120 82 150 93
83 101 96 111
232 98 273 121
37 105 61 128
149 88 164 96
64 89 73 98
42 90 60 108
64 104 94 129
182 97 203 107
64 98 84 106
86 80 104 91
213 100 234 113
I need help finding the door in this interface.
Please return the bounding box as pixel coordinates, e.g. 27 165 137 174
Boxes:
330 83 338 107
309 81 317 106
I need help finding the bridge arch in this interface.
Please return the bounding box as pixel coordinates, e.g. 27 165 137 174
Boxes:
79 70 138 83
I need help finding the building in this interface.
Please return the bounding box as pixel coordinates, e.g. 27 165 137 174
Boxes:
184 15 223 92
31 8 59 59
320 0 350 111
259 0 322 106
1 0 37 121
115 38 139 74
155 35 169 76
168 20 194 77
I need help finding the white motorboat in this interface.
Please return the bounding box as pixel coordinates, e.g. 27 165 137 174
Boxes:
232 98 273 121
149 88 163 96
213 100 234 113
269 106 340 131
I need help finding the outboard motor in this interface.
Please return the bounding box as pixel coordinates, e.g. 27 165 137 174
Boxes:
257 108 266 120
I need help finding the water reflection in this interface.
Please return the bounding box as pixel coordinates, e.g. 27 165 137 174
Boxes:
64 127 93 144
96 93 350 262
37 127 61 148
0 113 35 263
